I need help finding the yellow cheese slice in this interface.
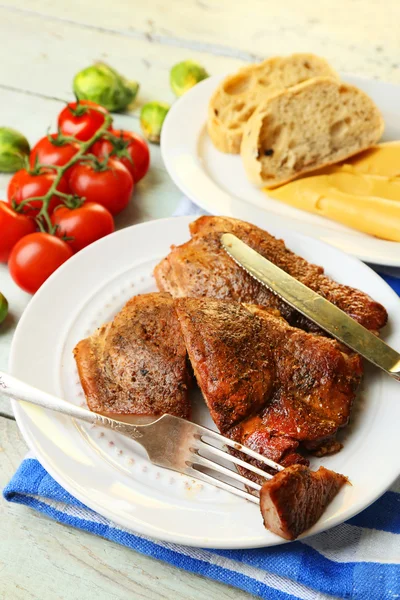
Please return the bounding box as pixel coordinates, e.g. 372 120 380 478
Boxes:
268 172 400 241
345 141 400 177
300 142 400 179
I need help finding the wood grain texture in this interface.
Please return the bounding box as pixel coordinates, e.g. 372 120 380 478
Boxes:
0 419 258 600
1 1 400 82
0 7 244 108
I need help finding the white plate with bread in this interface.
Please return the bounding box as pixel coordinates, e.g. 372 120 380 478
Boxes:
161 54 400 266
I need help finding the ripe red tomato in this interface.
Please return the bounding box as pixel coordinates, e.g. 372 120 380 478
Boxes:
7 169 69 216
69 158 133 215
91 129 150 183
51 202 115 253
58 100 110 142
8 233 73 294
0 201 36 263
29 134 80 173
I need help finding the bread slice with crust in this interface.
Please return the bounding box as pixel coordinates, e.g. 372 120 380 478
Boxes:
207 53 338 154
240 76 384 188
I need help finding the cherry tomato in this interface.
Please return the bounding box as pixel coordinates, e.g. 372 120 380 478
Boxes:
69 158 133 216
8 233 73 294
7 169 69 216
58 100 110 142
91 129 150 183
0 201 36 263
29 134 80 175
51 202 115 253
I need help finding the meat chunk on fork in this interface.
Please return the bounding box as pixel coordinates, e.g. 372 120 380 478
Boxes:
74 292 192 419
155 216 387 334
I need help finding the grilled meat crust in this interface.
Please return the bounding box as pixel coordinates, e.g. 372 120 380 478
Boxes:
155 216 387 334
260 464 348 540
74 292 192 418
175 297 362 478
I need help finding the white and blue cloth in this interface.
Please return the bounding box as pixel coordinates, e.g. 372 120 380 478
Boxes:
3 456 400 600
3 200 400 600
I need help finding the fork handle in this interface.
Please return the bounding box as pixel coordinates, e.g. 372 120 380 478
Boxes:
0 371 145 440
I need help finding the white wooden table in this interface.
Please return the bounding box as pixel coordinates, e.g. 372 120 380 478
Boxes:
1 2 400 598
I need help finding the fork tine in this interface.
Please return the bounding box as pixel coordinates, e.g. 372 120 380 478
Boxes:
194 424 284 472
197 440 274 481
191 452 262 491
184 465 259 504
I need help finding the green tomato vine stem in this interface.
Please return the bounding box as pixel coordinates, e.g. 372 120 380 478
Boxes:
53 190 74 199
15 111 113 225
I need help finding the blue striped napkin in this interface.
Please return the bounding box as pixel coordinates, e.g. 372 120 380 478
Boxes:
3 200 400 600
3 457 400 600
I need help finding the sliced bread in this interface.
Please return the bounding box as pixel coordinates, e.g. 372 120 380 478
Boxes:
240 77 384 188
207 53 338 154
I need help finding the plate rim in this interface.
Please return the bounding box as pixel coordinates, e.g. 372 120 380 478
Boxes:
161 73 400 267
10 215 400 548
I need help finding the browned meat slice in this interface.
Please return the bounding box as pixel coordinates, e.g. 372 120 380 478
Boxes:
74 292 192 418
155 216 387 333
260 464 348 540
175 297 362 473
228 425 308 486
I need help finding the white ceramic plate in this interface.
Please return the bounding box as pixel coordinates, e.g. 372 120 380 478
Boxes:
161 74 400 267
11 216 400 548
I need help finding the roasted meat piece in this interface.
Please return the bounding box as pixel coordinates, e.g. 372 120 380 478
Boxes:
155 216 387 333
74 292 192 418
260 464 348 540
175 297 362 474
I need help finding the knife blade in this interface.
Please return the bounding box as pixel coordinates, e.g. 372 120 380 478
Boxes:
221 233 400 381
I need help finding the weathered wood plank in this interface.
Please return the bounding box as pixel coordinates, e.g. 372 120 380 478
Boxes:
0 7 244 108
0 266 30 418
0 418 258 600
0 1 400 82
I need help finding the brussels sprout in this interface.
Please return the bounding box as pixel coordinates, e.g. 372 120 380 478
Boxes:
0 127 30 172
0 292 8 325
170 60 209 97
140 102 170 144
73 63 139 112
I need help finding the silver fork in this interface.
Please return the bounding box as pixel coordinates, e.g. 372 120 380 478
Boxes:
0 371 283 503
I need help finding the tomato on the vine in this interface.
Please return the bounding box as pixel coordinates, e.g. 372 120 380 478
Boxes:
69 158 133 215
0 201 36 263
7 169 69 216
91 129 150 183
51 202 115 253
58 100 110 142
29 134 80 172
8 232 73 294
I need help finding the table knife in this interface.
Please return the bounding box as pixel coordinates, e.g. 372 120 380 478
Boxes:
221 233 400 381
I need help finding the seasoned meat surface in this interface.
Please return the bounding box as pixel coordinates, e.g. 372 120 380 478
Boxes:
260 464 348 540
175 298 362 475
178 300 278 433
246 304 362 440
155 216 387 333
74 292 192 418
